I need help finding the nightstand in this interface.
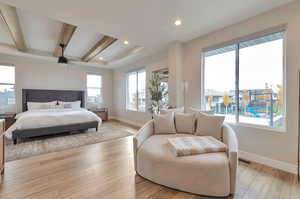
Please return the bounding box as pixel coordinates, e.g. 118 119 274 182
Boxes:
89 108 108 121
0 113 16 131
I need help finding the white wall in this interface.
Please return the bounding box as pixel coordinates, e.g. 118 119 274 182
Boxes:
168 42 184 108
111 1 300 172
112 53 168 126
183 1 300 167
0 53 113 115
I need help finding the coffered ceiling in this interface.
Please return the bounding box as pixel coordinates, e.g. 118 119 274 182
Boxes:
0 0 295 68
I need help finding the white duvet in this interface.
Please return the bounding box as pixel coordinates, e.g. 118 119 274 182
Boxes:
5 108 102 139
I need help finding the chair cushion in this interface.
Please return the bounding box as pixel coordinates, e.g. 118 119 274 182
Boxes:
195 112 225 140
153 112 176 134
174 113 196 134
137 134 230 196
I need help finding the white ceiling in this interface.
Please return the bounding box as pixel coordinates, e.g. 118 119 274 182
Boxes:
64 27 104 58
0 17 14 45
17 9 62 54
0 7 134 66
97 40 131 62
0 0 295 68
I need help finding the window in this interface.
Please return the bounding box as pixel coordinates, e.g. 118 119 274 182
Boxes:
203 31 285 129
0 65 15 113
87 74 102 104
127 69 146 111
160 81 169 106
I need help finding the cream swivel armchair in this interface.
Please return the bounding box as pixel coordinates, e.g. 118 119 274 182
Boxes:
133 120 238 197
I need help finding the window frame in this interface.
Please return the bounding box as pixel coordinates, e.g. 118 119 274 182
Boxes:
86 73 103 104
201 30 287 131
0 64 16 111
126 69 146 112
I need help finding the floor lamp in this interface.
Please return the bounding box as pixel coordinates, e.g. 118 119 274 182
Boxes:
298 70 300 182
183 80 188 113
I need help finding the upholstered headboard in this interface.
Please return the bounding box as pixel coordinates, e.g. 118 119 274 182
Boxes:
22 89 85 112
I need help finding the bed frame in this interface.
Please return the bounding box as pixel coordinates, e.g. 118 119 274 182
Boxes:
12 89 99 144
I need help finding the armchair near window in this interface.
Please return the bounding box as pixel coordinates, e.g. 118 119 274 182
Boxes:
133 120 238 197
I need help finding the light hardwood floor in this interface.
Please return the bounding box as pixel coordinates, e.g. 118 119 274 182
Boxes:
0 121 299 199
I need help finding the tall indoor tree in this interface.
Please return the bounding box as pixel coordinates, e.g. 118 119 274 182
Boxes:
148 72 168 114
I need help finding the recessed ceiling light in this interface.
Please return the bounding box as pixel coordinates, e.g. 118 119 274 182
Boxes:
174 19 182 26
124 40 129 45
99 57 104 60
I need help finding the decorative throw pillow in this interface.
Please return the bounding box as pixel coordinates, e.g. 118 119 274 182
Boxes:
153 112 176 134
189 107 214 115
175 113 196 134
59 101 81 109
195 112 225 140
63 103 72 109
27 101 57 110
160 107 184 115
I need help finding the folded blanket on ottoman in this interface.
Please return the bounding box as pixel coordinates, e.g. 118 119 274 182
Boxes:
168 136 227 157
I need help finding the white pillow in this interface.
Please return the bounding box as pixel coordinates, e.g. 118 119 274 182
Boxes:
153 112 176 134
27 101 57 110
52 103 64 109
195 112 225 140
59 101 81 109
175 113 196 134
189 107 214 115
160 107 184 115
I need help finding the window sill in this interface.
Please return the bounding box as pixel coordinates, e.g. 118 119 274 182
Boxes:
226 121 286 133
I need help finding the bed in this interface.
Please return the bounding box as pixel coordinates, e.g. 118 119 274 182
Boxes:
7 89 101 144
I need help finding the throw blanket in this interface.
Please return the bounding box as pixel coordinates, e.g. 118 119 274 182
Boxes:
168 136 226 157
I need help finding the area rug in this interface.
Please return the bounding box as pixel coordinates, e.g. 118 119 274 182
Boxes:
5 122 134 162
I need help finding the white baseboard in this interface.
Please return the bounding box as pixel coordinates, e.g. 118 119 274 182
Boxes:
108 116 144 127
239 150 298 175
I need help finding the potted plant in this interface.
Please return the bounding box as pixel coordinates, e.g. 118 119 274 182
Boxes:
148 72 168 115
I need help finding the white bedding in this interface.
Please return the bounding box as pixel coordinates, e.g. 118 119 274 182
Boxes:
5 108 102 139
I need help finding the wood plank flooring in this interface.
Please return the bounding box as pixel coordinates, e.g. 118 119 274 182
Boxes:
0 121 299 199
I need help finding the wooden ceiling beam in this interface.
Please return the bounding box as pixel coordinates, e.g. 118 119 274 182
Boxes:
108 46 143 64
53 23 77 57
82 36 117 62
0 3 27 51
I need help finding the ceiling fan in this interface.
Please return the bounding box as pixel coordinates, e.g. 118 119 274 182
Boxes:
56 43 106 67
58 43 68 64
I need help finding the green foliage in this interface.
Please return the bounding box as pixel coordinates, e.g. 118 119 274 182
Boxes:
148 72 168 114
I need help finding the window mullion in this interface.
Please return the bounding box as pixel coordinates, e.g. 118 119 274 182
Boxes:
235 43 240 123
136 72 139 111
